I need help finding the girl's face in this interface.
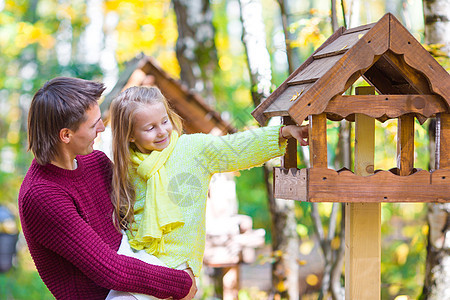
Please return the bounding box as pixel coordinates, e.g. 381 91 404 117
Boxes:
130 102 173 153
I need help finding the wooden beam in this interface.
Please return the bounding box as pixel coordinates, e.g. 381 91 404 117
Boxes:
308 113 328 167
345 86 380 300
274 166 450 203
281 117 297 169
308 168 450 202
389 14 450 105
325 95 446 120
383 51 431 95
397 114 415 175
436 113 450 169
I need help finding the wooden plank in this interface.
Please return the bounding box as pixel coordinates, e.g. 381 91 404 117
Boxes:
389 14 450 107
288 13 390 126
288 55 344 85
282 117 297 168
345 85 380 300
274 167 450 202
345 202 380 299
309 113 328 168
436 113 450 169
431 169 450 203
383 51 432 94
313 29 371 59
251 27 346 125
325 95 446 120
397 114 415 175
309 168 450 202
263 83 315 118
343 22 377 34
273 167 307 201
363 55 421 95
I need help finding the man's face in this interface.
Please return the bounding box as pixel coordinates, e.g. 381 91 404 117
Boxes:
68 104 105 156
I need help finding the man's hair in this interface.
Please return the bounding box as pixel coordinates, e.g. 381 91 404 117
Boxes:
28 77 106 165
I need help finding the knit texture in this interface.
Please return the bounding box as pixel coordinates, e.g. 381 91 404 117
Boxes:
129 126 287 276
18 150 192 300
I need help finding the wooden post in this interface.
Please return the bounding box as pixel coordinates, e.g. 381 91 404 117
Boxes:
397 114 415 175
436 113 450 169
308 113 328 168
345 86 380 300
282 116 298 168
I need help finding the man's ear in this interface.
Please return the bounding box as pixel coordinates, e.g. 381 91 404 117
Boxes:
59 128 72 144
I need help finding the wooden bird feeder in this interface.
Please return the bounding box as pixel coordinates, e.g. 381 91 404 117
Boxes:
252 13 450 299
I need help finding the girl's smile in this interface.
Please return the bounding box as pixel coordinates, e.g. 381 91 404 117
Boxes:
130 102 173 153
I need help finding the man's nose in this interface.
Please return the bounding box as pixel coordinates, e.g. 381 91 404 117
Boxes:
97 119 106 132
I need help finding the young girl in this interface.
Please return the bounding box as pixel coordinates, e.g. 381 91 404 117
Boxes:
109 86 308 299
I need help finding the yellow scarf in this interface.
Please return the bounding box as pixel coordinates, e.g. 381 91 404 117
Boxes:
128 131 184 254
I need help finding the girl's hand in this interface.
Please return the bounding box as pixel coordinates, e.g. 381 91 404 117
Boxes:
280 125 309 146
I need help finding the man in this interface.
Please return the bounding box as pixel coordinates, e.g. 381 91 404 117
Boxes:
18 77 196 300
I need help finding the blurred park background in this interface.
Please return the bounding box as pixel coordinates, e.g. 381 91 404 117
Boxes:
0 0 449 299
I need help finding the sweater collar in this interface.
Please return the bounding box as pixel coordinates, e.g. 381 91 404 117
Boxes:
35 155 86 178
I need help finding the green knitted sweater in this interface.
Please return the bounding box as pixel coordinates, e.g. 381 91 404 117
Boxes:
129 126 287 276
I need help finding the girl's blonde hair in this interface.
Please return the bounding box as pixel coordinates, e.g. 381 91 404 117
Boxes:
110 86 182 231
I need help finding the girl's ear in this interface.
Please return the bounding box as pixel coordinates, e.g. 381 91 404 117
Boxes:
59 128 72 144
129 136 135 143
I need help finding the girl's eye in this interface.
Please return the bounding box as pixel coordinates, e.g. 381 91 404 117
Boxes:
146 127 154 131
162 119 168 124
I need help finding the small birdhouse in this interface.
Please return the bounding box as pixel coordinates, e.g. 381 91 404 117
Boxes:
252 13 450 204
252 13 450 299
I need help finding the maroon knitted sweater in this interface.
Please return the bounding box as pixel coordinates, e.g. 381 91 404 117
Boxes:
18 150 192 300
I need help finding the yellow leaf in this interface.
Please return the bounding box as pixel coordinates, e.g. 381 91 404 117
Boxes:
306 274 318 286
273 250 283 257
299 240 314 255
219 56 232 72
331 237 340 250
395 243 409 265
389 284 400 295
422 224 429 235
276 281 287 292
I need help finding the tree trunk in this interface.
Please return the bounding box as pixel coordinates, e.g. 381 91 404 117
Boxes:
421 2 450 299
172 0 218 106
239 0 299 298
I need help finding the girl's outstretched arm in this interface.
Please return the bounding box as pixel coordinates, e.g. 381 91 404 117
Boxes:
193 125 306 174
280 125 309 146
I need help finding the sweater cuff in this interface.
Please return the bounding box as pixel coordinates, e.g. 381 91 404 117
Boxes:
172 270 193 299
265 125 287 157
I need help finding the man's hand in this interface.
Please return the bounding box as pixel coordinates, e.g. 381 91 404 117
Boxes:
180 268 197 300
280 125 309 146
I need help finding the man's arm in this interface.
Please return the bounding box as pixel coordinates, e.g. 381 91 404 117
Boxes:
21 185 192 299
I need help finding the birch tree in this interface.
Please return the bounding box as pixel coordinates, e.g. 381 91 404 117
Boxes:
421 0 450 298
238 0 299 298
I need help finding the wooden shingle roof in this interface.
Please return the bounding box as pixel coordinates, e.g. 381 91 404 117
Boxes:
252 13 450 125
